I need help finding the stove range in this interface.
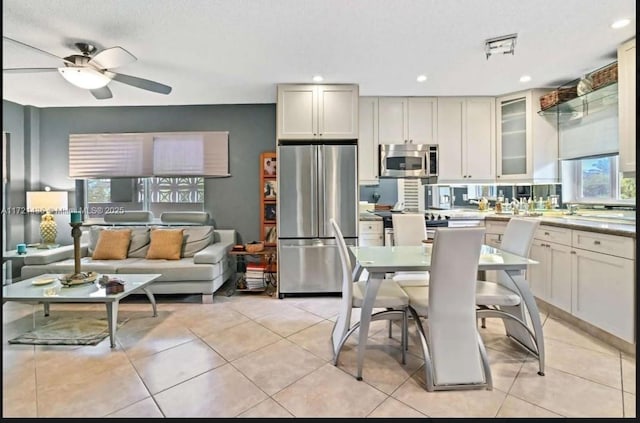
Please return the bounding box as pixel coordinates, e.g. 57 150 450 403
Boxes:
373 211 450 229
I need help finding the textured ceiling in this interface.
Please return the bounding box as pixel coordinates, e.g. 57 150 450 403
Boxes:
2 0 636 107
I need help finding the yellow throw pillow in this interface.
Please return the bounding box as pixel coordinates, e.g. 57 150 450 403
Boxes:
92 229 132 260
146 229 184 260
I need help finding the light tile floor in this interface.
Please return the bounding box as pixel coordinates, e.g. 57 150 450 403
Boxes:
2 293 636 418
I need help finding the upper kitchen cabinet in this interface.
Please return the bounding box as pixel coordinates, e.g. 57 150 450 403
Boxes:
358 97 379 185
436 97 496 183
496 89 557 183
378 97 437 144
276 84 359 140
617 37 635 175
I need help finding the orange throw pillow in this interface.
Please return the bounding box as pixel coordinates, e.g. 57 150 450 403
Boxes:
92 229 132 260
146 229 184 260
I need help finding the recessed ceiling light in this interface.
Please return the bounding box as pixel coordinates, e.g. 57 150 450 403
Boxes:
519 75 532 83
611 18 630 29
416 75 427 82
312 75 324 82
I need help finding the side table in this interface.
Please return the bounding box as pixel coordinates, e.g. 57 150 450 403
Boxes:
229 248 277 296
3 247 65 285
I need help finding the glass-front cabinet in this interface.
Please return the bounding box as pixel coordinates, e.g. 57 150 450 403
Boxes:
496 89 558 183
497 95 527 178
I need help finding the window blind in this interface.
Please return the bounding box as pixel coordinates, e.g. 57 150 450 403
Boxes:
69 131 230 178
69 133 152 178
558 104 618 160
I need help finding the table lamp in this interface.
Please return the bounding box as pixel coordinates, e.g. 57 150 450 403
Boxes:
26 188 68 248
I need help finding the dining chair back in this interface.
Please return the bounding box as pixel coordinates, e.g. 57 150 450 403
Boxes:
329 218 409 371
405 226 492 391
391 213 430 287
476 217 546 376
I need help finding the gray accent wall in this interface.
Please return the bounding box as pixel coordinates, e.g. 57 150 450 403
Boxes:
2 100 276 247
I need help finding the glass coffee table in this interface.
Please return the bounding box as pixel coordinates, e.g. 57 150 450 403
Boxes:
2 273 161 348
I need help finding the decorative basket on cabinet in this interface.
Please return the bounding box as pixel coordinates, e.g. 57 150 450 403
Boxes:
539 86 578 110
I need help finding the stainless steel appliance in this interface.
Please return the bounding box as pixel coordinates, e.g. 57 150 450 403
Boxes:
277 142 358 298
375 211 449 245
379 143 438 179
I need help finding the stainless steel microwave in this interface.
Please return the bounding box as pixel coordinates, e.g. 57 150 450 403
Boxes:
379 144 438 178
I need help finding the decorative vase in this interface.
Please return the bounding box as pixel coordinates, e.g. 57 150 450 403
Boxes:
577 74 593 96
40 212 57 244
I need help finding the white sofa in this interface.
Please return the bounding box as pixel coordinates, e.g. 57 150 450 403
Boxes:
20 212 236 302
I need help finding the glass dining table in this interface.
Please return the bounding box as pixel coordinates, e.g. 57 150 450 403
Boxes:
347 244 541 382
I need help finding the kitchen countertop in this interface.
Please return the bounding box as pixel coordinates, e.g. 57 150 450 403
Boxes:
359 212 383 221
423 209 636 238
485 215 635 238
361 208 635 238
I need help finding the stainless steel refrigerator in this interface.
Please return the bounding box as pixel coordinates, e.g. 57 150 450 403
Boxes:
277 142 358 298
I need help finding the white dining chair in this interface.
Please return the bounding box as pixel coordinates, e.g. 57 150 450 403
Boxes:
330 218 409 369
475 217 546 376
403 227 492 391
391 213 430 287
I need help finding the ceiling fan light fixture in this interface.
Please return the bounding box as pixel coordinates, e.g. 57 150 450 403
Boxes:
58 67 111 89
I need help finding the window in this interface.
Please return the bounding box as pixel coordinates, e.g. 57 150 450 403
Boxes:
562 155 636 204
85 177 204 219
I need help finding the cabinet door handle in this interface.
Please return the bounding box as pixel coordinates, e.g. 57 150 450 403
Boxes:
571 250 576 254
497 175 501 178
544 232 550 235
468 175 472 178
593 240 601 245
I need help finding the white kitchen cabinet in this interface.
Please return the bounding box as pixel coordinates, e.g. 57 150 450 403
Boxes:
359 220 383 246
529 238 573 313
572 247 635 343
358 97 379 185
378 97 437 144
483 219 507 281
436 97 495 183
496 89 558 183
484 220 636 343
617 37 635 175
277 84 359 140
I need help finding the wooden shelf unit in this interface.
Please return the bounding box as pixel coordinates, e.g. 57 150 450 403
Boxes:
260 152 277 246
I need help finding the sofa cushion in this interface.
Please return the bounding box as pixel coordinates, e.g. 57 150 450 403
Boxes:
89 226 151 258
92 229 132 260
117 259 215 281
146 229 184 260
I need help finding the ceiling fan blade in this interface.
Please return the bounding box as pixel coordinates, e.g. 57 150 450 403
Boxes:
3 67 58 73
90 86 113 100
89 47 137 69
105 71 172 95
3 36 74 65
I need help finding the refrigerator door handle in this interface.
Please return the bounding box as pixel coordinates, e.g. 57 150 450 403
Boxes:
317 145 325 233
310 146 318 236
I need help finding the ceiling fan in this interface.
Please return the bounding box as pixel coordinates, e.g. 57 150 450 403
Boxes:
2 36 172 100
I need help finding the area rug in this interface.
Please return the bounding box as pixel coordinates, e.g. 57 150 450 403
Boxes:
8 316 129 346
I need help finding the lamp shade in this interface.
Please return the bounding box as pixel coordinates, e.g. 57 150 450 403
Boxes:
26 191 68 212
58 67 112 89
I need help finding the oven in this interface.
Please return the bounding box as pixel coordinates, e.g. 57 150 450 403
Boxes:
376 212 449 245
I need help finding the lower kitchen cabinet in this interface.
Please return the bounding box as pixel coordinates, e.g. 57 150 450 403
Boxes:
359 220 383 246
572 248 635 343
488 220 636 344
529 239 572 312
570 231 635 343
